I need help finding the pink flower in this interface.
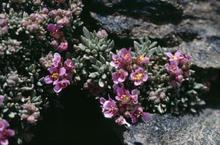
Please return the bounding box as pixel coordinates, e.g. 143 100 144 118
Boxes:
96 30 108 39
52 53 62 67
130 67 148 86
100 98 118 118
47 23 63 39
0 119 15 145
115 87 131 104
44 66 66 84
115 116 130 127
44 53 74 94
57 41 68 51
57 17 70 26
165 51 191 87
115 87 139 104
64 59 75 71
165 63 182 76
100 88 151 126
110 54 121 68
180 54 191 66
96 29 108 39
47 24 61 33
53 79 70 93
130 106 149 124
143 112 151 121
112 69 128 84
136 55 149 65
165 62 184 86
165 50 184 64
119 48 132 64
48 9 72 26
130 89 139 104
110 48 132 68
166 51 191 66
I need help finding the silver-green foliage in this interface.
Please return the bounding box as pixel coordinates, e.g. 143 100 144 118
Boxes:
133 38 207 114
74 27 114 95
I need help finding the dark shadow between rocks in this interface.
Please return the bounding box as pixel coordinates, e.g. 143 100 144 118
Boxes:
193 67 220 106
206 70 220 107
26 86 123 145
84 0 183 25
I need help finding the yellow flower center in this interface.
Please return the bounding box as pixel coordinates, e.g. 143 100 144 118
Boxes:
123 53 130 60
51 73 59 80
137 55 145 63
109 106 116 113
121 95 129 102
134 73 143 81
172 56 178 61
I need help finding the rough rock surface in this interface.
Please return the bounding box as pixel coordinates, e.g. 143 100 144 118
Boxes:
123 108 220 145
87 0 220 69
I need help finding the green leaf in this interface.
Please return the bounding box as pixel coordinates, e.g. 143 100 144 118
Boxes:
99 54 106 63
98 79 105 88
102 74 107 79
81 36 90 47
83 27 91 39
134 41 140 50
89 73 97 78
92 65 100 71
149 41 157 48
8 112 16 118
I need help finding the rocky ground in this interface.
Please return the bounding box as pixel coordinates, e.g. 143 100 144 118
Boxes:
124 108 220 145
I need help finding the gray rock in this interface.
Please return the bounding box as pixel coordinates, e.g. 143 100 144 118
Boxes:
89 0 220 69
123 108 220 145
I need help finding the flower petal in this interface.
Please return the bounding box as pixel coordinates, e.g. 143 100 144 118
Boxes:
44 76 53 84
100 97 106 105
59 67 66 76
165 52 173 58
53 84 62 93
142 112 151 122
0 139 9 145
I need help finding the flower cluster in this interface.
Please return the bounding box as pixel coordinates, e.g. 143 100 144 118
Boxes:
0 119 15 145
0 0 83 144
0 14 8 36
111 48 149 86
44 53 75 93
165 51 191 87
46 8 76 52
47 24 68 51
49 9 72 26
39 52 54 69
100 48 151 126
21 8 49 36
0 39 23 56
100 86 150 126
21 103 40 124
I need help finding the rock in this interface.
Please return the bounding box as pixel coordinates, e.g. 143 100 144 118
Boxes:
87 0 183 24
87 0 220 69
123 108 220 145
